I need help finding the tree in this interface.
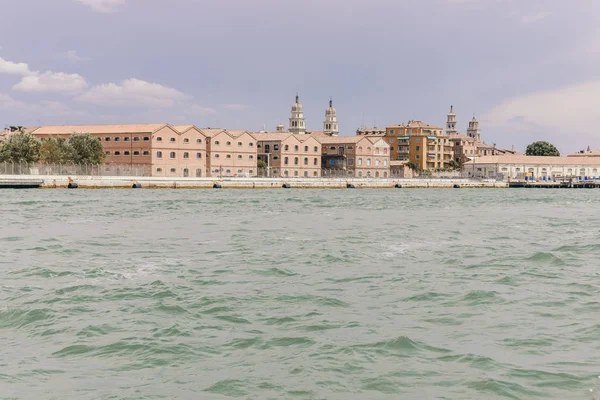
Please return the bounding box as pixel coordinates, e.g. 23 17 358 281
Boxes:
405 161 420 172
448 159 461 170
526 141 560 157
39 137 70 164
66 134 105 164
257 160 267 169
0 132 41 163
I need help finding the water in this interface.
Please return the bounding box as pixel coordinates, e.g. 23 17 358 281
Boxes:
1 189 599 399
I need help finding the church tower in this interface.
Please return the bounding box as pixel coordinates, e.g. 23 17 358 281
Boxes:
446 105 457 135
467 115 481 142
323 98 339 136
289 94 306 134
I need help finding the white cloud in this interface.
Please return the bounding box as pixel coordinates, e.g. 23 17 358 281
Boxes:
188 104 217 116
64 50 91 63
223 103 248 111
0 57 34 76
481 81 600 152
77 78 189 107
13 72 89 94
76 0 125 13
521 11 551 24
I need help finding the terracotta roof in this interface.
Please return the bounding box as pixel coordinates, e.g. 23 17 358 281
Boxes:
171 125 194 133
406 121 443 130
364 137 389 145
468 155 600 166
225 130 251 138
31 123 168 135
199 128 226 137
312 134 363 144
250 132 292 141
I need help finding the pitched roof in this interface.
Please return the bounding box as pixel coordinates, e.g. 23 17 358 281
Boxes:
311 133 363 144
250 132 292 141
31 123 168 135
225 130 252 138
468 155 600 166
448 135 476 142
171 125 194 133
199 128 226 137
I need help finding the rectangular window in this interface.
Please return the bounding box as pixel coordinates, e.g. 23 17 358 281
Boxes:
170 152 176 159
105 137 111 142
156 151 162 158
183 138 189 143
105 151 110 156
249 155 254 159
196 153 201 159
143 151 150 156
170 168 176 173
133 137 140 142
416 146 420 151
170 138 176 142
183 152 189 159
143 137 150 141
133 151 140 156
274 144 279 151
114 137 120 142
156 137 162 142
124 151 130 156
114 151 121 156
156 168 162 172
124 137 130 142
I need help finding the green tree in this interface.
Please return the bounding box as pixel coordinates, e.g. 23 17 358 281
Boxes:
66 134 105 164
39 137 70 164
448 159 461 170
0 132 41 163
405 161 420 172
257 160 267 169
526 141 560 157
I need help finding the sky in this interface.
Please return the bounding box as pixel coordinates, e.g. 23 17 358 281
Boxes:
1 0 599 153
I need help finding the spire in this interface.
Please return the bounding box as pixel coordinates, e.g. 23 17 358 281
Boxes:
450 105 454 113
329 97 333 108
295 94 299 104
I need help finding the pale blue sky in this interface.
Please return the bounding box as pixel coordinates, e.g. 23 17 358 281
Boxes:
1 0 599 153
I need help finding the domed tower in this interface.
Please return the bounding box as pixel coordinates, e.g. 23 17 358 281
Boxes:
446 105 457 135
289 94 306 134
467 115 481 142
323 98 339 136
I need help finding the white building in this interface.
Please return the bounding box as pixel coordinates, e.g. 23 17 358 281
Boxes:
323 98 339 136
289 95 306 134
465 155 600 180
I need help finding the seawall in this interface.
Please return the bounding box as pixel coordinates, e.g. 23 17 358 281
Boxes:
0 175 508 189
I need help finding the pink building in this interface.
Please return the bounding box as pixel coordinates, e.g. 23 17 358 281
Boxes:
203 129 258 177
252 132 322 177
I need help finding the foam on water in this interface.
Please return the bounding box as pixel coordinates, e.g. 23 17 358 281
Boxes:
1 188 600 399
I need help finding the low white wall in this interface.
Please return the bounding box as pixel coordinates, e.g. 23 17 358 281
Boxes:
0 175 507 188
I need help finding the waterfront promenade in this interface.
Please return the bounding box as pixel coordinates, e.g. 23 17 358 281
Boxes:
0 174 506 189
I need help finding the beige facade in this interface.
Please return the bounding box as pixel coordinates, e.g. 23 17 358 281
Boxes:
253 132 322 177
204 130 258 177
152 125 207 177
315 134 391 178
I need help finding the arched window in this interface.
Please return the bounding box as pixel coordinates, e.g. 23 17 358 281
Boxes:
314 146 318 152
304 157 308 165
295 145 299 151
313 158 318 165
367 158 371 166
304 146 308 152
284 144 289 151
375 159 380 166
358 158 362 166
226 141 231 146
284 157 289 165
384 159 388 167
294 157 299 165
294 171 299 176
304 171 308 177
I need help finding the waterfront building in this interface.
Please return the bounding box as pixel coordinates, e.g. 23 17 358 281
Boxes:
203 129 258 177
323 99 339 136
29 124 188 176
252 132 322 177
383 121 452 170
465 155 600 180
313 133 391 178
449 135 478 165
288 95 306 134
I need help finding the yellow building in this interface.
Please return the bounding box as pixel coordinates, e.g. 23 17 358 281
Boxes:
383 121 453 170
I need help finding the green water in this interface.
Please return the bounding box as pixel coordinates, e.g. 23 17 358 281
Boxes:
1 189 599 399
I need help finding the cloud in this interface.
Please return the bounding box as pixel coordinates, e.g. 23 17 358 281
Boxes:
77 78 189 107
521 11 551 24
187 104 217 116
0 93 88 120
0 93 28 109
13 72 89 94
0 57 34 76
64 50 91 63
223 104 249 111
76 0 125 13
481 81 600 151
